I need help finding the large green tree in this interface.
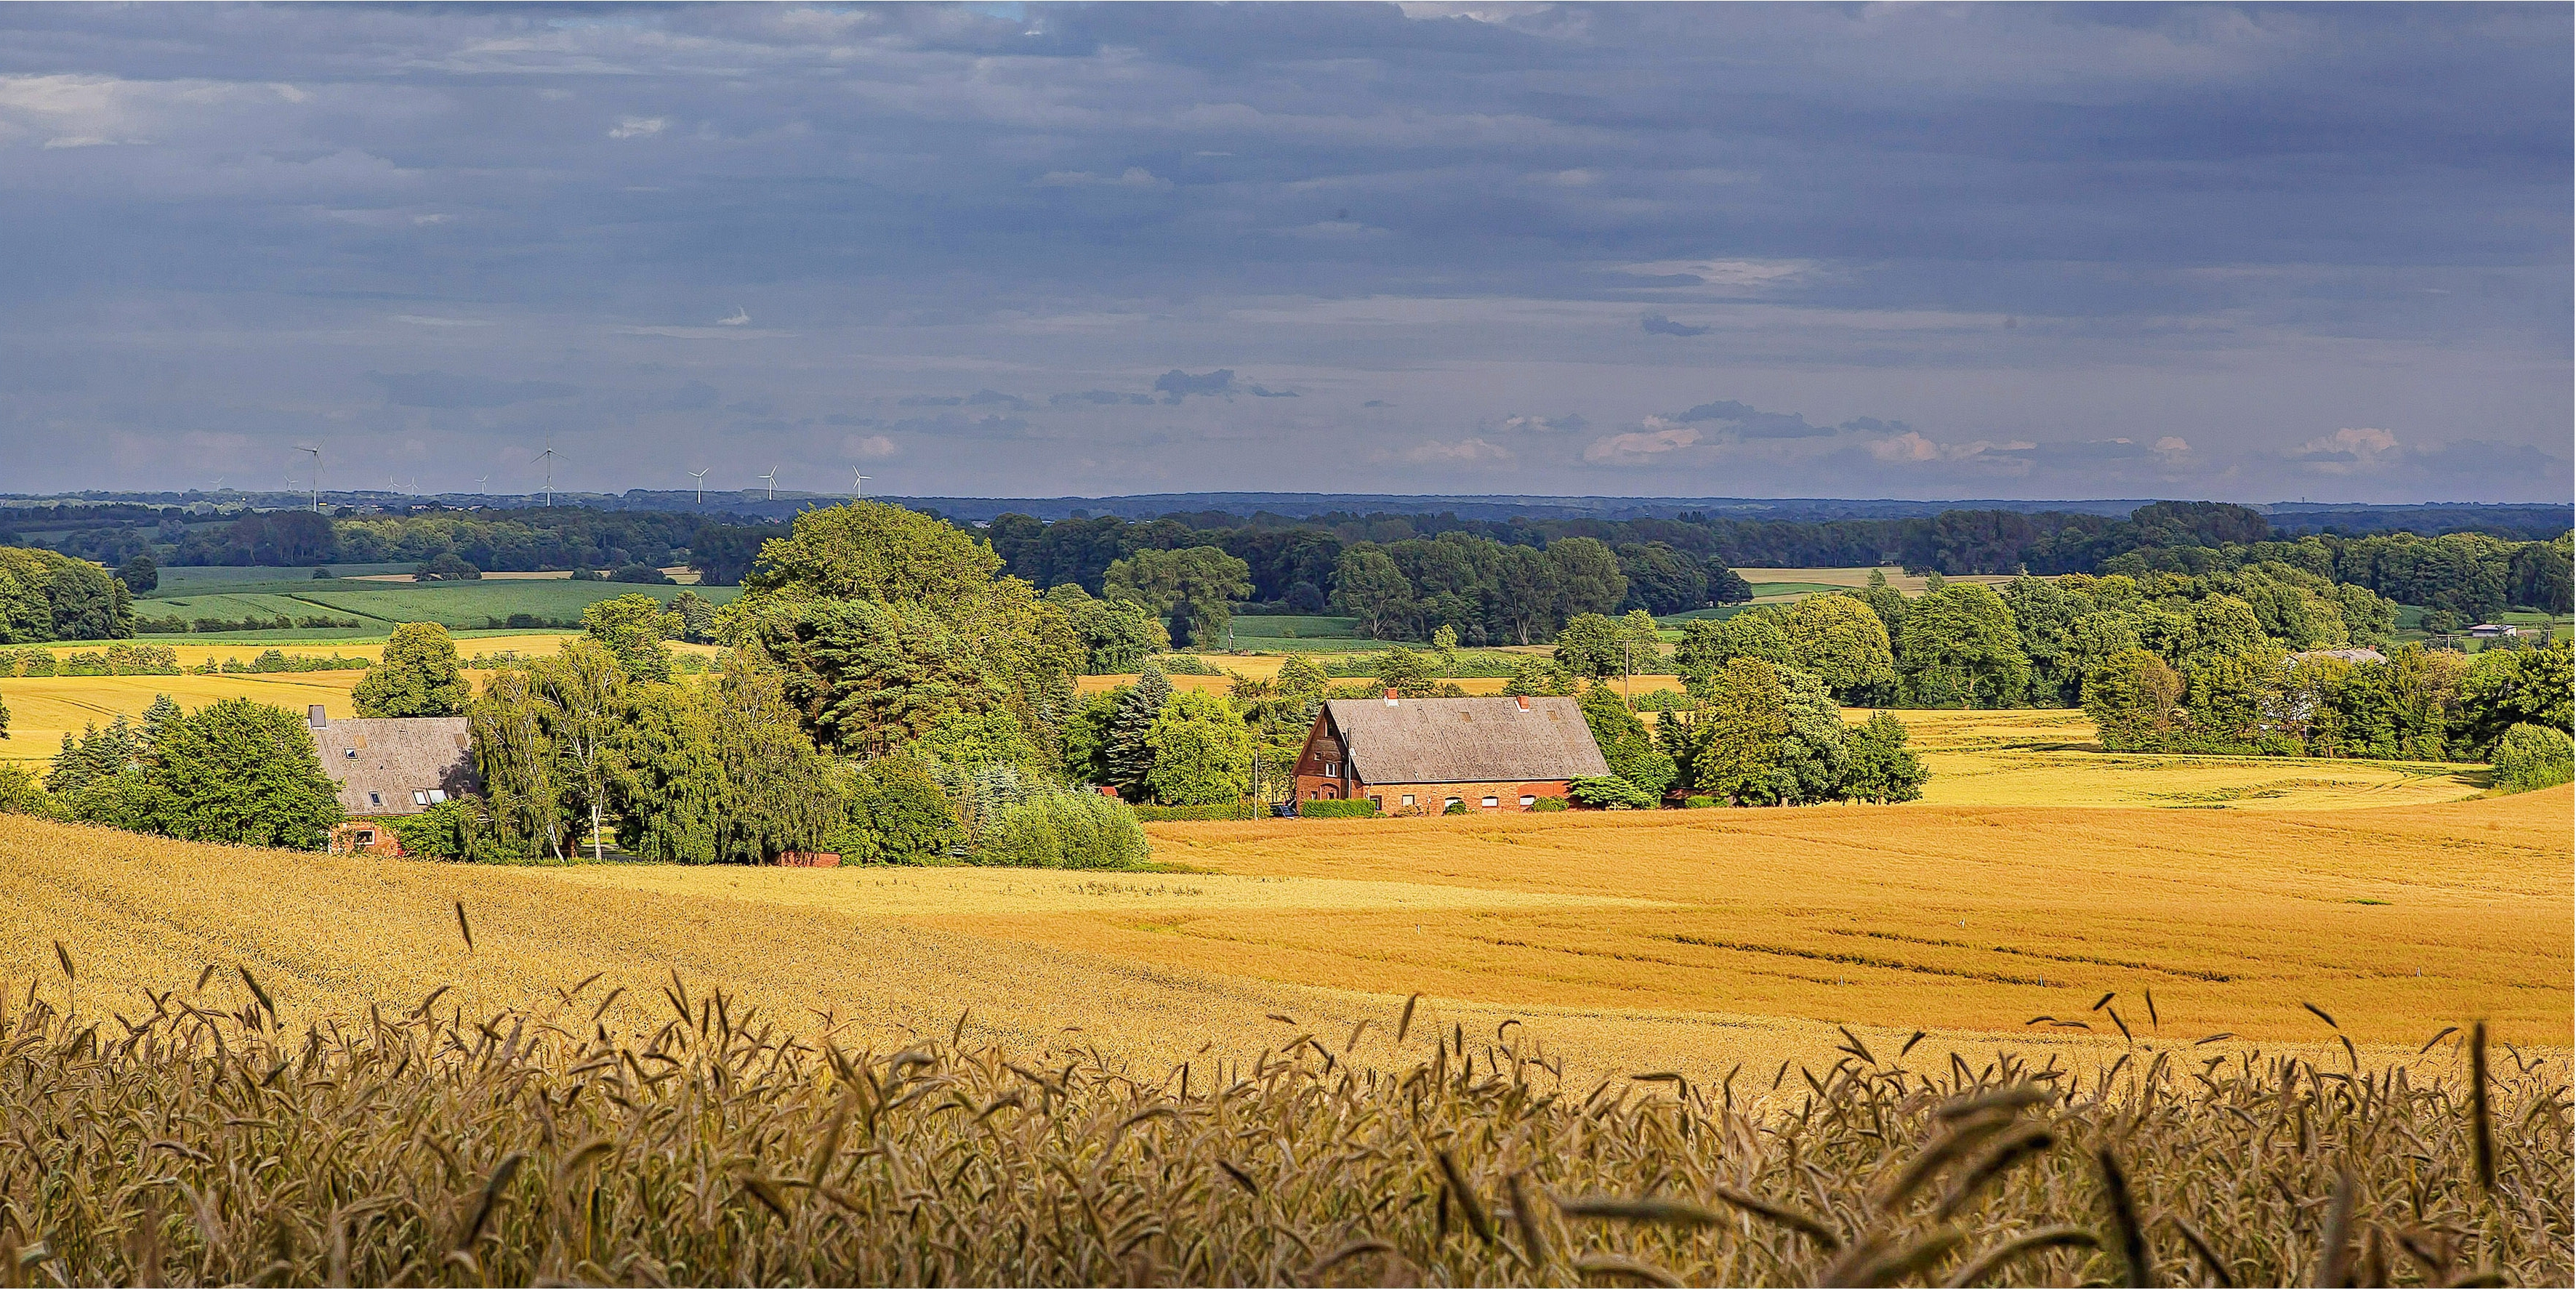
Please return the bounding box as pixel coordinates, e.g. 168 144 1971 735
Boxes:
1143 690 1254 805
581 594 681 682
1896 584 2028 709
2081 647 2184 752
1328 548 1415 640
149 698 345 849
1841 712 1927 803
1783 594 1899 704
1103 546 1252 648
1579 682 1675 801
352 621 472 717
740 501 1005 606
1044 583 1170 673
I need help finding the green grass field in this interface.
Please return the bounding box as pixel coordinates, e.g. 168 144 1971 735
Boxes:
135 579 739 637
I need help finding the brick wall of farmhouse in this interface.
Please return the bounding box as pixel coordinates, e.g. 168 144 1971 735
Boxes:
1329 780 1570 815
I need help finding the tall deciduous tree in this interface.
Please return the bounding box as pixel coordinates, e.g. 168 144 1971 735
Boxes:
353 622 472 717
2080 648 2183 751
1842 711 1927 803
149 698 345 849
1783 595 1899 704
1328 548 1415 640
581 594 681 682
1896 584 2028 709
740 501 1004 607
1579 682 1675 801
469 668 569 858
1103 546 1252 648
1143 690 1254 805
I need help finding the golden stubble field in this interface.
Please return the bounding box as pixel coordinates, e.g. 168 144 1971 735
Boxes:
1 787 2561 1093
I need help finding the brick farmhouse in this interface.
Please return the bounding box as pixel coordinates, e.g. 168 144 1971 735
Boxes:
305 705 480 855
1292 693 1609 815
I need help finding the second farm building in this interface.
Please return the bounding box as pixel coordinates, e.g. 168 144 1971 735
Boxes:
1294 693 1609 815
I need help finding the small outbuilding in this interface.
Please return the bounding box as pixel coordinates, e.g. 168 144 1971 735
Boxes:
306 706 480 854
1294 692 1610 815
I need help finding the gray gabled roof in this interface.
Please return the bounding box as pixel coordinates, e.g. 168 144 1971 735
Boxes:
308 715 479 816
1322 696 1610 785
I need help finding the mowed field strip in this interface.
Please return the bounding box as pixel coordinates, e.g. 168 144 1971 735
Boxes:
4 789 2558 1091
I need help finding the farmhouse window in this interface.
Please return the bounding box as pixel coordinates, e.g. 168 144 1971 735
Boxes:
1481 796 1499 808
1444 797 1462 810
1400 794 1415 806
345 748 358 758
1520 795 1536 806
427 789 447 804
1368 797 1382 811
367 792 382 807
412 791 429 806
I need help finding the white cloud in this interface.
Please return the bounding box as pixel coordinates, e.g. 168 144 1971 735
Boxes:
1582 418 1700 465
845 434 901 460
1497 414 1585 434
2290 426 2401 474
42 135 120 149
1033 166 1170 190
2154 436 2190 454
607 116 667 139
1616 258 1814 289
1868 431 2037 464
411 212 452 225
391 314 493 327
1402 437 1513 464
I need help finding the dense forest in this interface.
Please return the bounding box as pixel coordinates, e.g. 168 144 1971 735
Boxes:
0 496 2566 645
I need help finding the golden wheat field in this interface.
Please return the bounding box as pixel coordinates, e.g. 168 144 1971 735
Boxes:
1 788 2562 1097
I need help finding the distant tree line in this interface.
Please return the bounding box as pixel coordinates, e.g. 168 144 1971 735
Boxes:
981 501 2570 643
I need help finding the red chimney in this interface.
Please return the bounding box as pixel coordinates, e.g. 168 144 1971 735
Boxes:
1384 687 1398 705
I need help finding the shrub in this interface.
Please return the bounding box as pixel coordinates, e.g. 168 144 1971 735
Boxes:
1567 775 1657 810
2491 723 2574 794
1299 798 1379 818
1132 802 1261 821
1155 653 1223 676
383 798 528 863
416 552 481 581
1527 795 1568 813
979 791 1150 869
1683 794 1717 809
611 563 675 584
0 765 47 815
1441 801 1470 815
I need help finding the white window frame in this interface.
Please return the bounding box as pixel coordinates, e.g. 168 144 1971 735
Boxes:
1481 795 1500 808
1519 795 1536 807
1400 794 1415 807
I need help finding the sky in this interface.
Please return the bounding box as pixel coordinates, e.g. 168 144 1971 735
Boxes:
0 3 2567 504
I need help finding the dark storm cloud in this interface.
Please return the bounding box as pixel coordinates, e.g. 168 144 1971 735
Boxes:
0 4 2563 500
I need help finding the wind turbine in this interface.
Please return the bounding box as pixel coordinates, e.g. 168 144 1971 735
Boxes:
688 469 708 504
531 446 559 507
475 475 490 492
293 445 322 512
758 467 778 501
851 471 870 499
